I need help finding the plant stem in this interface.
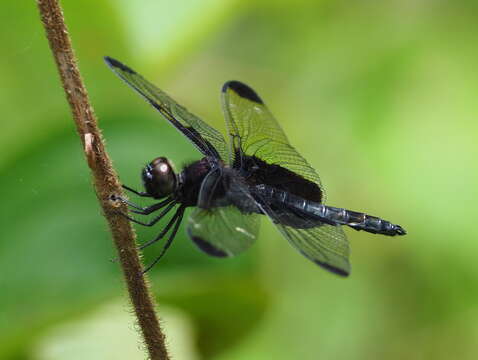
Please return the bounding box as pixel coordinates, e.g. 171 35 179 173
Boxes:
36 1 170 359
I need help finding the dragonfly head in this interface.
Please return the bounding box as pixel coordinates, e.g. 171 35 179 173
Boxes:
142 157 177 199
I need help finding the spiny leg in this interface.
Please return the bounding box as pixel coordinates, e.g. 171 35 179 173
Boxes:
143 207 185 273
113 195 174 215
121 202 177 227
107 199 174 264
139 207 183 250
122 184 150 197
131 197 174 215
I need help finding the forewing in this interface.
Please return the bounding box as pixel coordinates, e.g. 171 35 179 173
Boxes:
105 56 229 162
187 206 260 257
221 81 324 198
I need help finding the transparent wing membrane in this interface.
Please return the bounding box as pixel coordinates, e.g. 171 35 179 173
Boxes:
105 56 230 162
187 205 260 257
221 81 325 199
280 222 350 276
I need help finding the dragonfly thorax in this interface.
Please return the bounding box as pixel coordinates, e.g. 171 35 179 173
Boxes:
142 157 177 199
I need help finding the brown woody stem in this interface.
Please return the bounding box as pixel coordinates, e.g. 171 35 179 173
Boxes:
36 1 170 359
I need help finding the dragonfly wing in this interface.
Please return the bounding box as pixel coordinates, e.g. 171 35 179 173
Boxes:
105 56 230 162
187 205 260 257
275 220 350 276
221 80 325 201
187 169 260 257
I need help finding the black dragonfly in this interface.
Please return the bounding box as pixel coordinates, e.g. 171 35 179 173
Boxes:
105 56 406 276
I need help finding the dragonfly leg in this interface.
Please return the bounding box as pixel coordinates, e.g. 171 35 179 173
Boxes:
117 202 176 227
122 184 151 197
111 193 174 214
139 206 184 250
142 207 185 273
129 197 174 215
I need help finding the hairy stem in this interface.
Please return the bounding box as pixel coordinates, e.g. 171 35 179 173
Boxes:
36 1 170 359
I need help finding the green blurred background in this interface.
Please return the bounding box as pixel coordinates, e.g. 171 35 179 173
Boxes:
1 1 477 359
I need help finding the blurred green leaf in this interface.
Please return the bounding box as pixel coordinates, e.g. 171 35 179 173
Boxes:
31 300 199 360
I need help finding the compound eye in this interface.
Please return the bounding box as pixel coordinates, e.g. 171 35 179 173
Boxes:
142 157 177 198
153 158 173 177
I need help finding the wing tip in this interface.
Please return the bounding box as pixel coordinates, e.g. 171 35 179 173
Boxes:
191 235 229 258
222 80 264 104
104 56 136 74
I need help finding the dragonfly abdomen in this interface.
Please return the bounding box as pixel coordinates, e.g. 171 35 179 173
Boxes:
307 203 405 236
254 184 405 236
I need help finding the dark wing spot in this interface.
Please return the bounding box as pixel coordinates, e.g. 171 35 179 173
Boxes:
104 56 136 74
223 81 263 104
241 155 323 203
191 236 228 258
314 260 350 277
298 249 349 277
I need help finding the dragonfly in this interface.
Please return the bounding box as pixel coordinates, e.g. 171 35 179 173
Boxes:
104 56 406 276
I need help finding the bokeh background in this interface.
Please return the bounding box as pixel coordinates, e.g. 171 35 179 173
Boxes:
1 1 478 359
